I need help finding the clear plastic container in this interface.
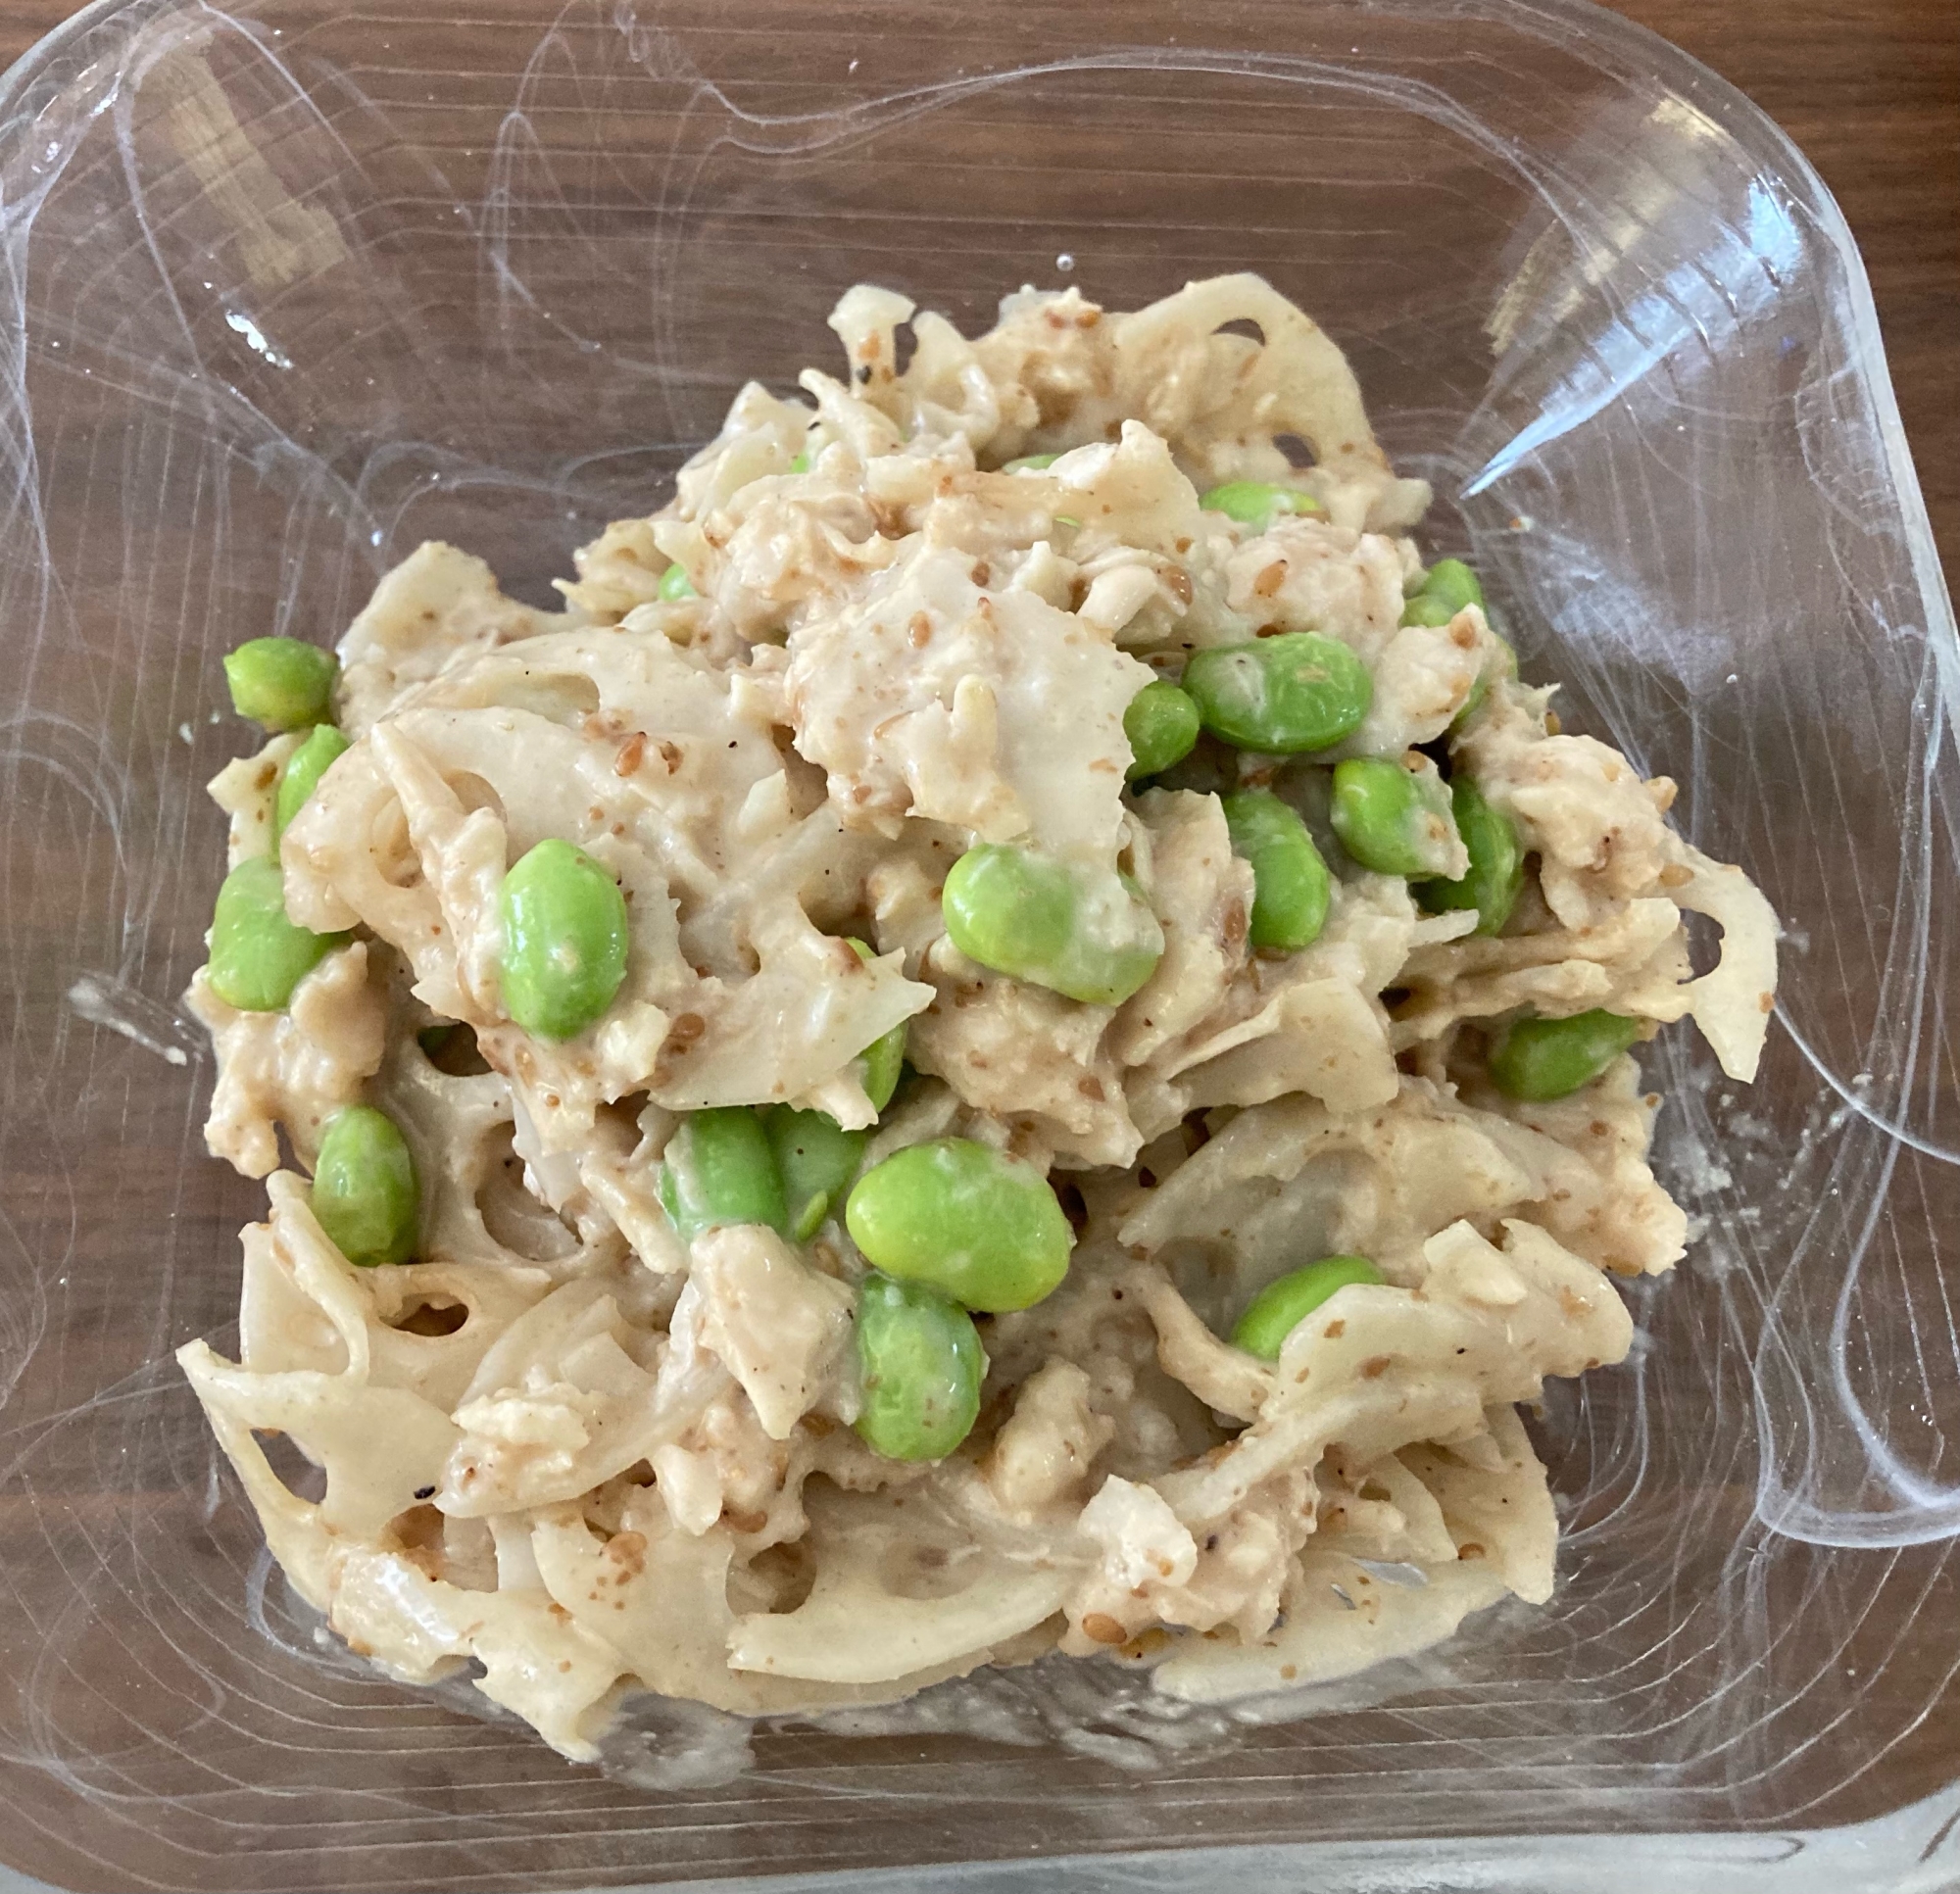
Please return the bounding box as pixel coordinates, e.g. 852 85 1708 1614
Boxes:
1 0 1955 1889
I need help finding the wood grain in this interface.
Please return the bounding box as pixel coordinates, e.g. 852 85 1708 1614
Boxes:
0 0 1950 576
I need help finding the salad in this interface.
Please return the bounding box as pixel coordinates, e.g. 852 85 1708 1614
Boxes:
176 273 1778 1760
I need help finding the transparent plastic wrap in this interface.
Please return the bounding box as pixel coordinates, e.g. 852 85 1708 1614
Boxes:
0 1 1955 1890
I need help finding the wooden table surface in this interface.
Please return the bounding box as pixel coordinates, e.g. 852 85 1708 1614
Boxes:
0 0 1952 581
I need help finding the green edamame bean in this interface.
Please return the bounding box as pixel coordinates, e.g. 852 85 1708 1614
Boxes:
659 563 696 601
206 855 348 1012
854 1273 987 1462
1220 789 1330 951
845 1137 1073 1312
497 838 630 1040
941 846 1162 1006
1182 633 1372 754
1124 679 1200 781
1416 779 1524 936
1400 557 1484 628
846 938 906 1113
1399 592 1458 628
312 1104 418 1268
659 1107 788 1242
1330 755 1462 878
1198 480 1324 531
859 1035 906 1116
1232 1255 1383 1359
273 724 350 841
787 451 810 473
1423 558 1484 613
223 637 337 732
763 1105 867 1242
1004 452 1060 471
1488 1009 1642 1101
